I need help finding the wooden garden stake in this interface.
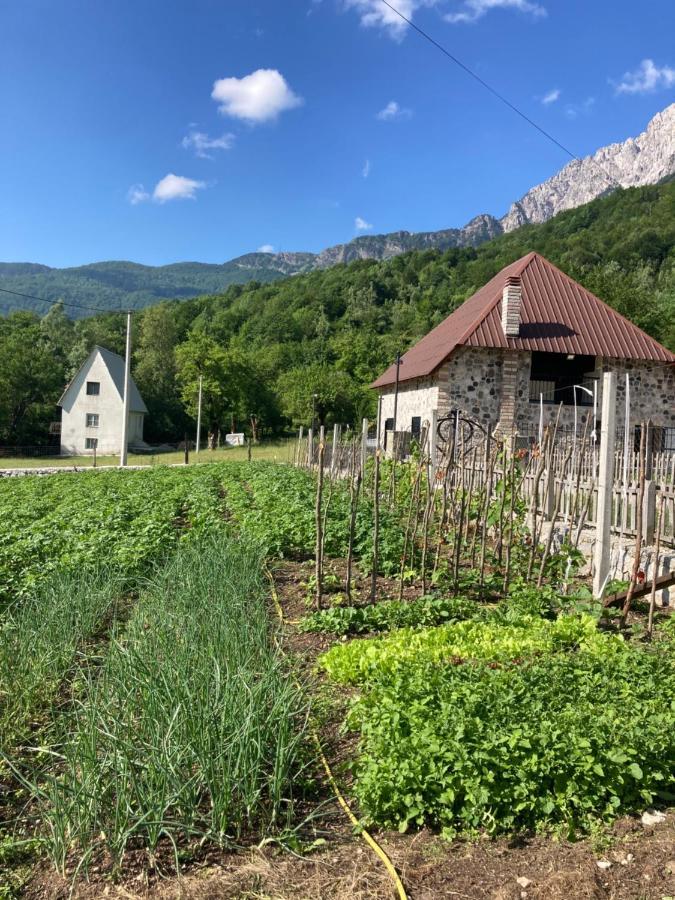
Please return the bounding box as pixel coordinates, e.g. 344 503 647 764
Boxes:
470 434 490 569
463 445 479 549
478 441 497 594
398 460 423 600
420 479 434 595
495 440 510 567
314 435 325 610
432 445 452 580
537 447 572 587
346 440 362 602
502 439 517 595
647 493 665 640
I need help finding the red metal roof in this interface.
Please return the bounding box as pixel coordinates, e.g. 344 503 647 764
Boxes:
372 252 675 388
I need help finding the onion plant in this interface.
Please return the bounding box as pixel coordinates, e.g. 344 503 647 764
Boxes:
41 532 307 874
0 566 124 753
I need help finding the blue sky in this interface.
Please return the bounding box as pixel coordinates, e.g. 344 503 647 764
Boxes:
1 0 673 268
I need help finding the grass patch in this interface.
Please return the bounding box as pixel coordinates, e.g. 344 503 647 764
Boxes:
0 567 124 754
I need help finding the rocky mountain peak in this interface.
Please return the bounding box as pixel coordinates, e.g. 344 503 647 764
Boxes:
499 103 675 232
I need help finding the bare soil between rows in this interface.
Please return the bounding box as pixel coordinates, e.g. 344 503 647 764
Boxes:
21 559 675 900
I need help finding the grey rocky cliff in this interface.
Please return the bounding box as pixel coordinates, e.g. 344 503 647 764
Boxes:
499 103 675 231
257 104 673 273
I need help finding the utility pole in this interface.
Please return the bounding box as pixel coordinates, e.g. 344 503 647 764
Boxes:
120 310 132 467
195 374 203 454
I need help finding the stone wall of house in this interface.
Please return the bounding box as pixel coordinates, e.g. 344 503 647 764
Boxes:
376 349 674 447
512 354 675 438
441 346 504 430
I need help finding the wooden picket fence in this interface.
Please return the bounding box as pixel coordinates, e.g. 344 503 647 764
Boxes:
295 423 675 548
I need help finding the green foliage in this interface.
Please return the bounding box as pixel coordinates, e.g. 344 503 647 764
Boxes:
219 462 404 573
319 614 621 685
1 182 673 445
299 595 481 635
0 567 123 752
0 466 226 604
346 649 675 836
0 311 65 443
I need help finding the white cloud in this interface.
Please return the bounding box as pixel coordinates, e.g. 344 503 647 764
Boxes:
445 0 546 24
344 0 440 40
355 216 373 231
127 184 150 205
376 100 412 121
564 97 595 119
152 174 206 203
211 69 303 123
541 88 561 105
258 244 275 253
614 58 675 95
362 158 371 178
182 130 235 158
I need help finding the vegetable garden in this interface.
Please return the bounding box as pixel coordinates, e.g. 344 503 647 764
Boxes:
1 454 673 898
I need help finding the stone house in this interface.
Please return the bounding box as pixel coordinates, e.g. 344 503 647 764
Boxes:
372 252 675 449
58 346 147 455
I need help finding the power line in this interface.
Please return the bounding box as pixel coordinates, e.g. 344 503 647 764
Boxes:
0 286 112 315
378 0 621 190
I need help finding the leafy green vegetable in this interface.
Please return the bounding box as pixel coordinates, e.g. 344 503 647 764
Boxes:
299 595 482 635
346 648 675 836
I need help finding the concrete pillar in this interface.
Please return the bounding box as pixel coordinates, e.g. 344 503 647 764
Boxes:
642 481 656 545
430 408 438 484
307 427 314 468
360 417 369 476
644 420 653 480
543 467 555 520
593 371 617 598
331 424 339 474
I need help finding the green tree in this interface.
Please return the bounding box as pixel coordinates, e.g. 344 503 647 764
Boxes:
0 313 64 444
175 333 248 448
277 363 364 428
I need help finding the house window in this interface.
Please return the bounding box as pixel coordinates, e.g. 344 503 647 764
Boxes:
86 413 99 427
383 417 394 450
529 352 596 405
85 438 98 450
411 416 421 439
86 381 100 395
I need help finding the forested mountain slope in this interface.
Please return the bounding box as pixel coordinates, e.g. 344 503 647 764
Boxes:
2 106 672 318
1 182 673 445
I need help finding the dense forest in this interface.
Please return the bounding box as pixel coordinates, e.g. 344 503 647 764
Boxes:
1 181 673 447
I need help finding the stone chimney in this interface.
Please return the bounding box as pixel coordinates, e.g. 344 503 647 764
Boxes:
501 275 522 338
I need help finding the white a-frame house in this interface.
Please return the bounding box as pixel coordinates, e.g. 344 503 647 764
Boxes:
58 346 148 455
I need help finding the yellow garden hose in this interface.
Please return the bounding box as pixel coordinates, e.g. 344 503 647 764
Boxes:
265 567 408 900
